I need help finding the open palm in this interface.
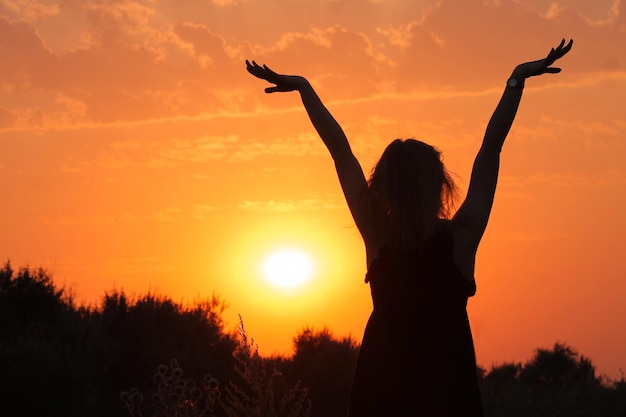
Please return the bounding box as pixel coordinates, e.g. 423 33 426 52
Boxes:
245 60 305 93
515 39 574 78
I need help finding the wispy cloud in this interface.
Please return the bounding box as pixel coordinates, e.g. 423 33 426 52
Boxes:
95 131 327 168
193 204 220 220
94 134 239 169
229 133 324 161
1 0 623 130
238 195 344 212
152 206 183 222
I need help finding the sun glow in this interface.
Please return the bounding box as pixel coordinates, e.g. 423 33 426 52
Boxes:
262 249 314 289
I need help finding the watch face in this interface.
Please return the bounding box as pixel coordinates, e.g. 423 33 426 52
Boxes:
508 78 518 88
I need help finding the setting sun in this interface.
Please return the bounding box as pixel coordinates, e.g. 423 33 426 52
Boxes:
262 249 314 289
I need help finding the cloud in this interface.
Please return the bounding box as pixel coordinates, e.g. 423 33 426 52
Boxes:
0 105 13 127
376 20 422 50
0 5 248 126
153 134 239 165
193 204 220 220
39 204 218 225
210 0 246 7
0 16 56 89
0 0 60 20
238 195 344 212
0 0 624 129
172 21 242 66
152 206 182 222
96 134 240 169
543 2 567 19
535 0 621 24
229 132 325 161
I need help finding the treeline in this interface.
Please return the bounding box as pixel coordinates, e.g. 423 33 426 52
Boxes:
1 262 624 417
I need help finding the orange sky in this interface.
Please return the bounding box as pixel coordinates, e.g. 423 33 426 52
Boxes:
1 0 625 379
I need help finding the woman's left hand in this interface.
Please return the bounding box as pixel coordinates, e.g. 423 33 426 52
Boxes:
513 39 573 79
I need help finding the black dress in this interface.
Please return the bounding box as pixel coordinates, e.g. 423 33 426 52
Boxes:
348 226 484 417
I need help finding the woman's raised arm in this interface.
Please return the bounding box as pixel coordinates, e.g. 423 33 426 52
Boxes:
453 39 573 250
246 61 370 236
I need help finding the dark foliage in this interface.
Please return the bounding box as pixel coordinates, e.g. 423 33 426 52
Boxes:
0 262 111 416
0 262 237 417
1 262 625 417
98 290 238 415
219 318 311 417
285 327 359 417
480 343 626 417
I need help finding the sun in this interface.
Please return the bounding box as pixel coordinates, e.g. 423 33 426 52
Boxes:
262 249 314 289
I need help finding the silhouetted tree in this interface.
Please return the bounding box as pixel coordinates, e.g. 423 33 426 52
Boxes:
0 262 111 417
520 342 597 386
483 362 521 387
0 263 239 417
4 262 626 417
480 343 621 417
287 327 359 417
98 290 238 415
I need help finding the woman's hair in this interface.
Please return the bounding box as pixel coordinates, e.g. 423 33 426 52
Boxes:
367 138 458 248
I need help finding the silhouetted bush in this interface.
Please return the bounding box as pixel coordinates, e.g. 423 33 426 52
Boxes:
121 358 222 417
480 343 625 417
219 317 311 417
2 262 626 417
120 317 311 417
0 262 111 416
98 290 238 415
286 327 359 417
0 263 237 417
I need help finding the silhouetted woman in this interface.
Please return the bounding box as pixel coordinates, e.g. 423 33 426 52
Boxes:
247 39 573 417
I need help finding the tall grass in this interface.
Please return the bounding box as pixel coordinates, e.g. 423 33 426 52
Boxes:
122 316 311 417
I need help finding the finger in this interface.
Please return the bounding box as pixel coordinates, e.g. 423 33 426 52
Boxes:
560 39 573 56
252 61 265 71
551 40 564 59
263 65 280 77
545 67 561 74
545 48 557 66
265 86 279 93
246 64 260 76
246 60 257 71
246 65 264 78
553 39 573 60
245 59 256 72
247 61 270 78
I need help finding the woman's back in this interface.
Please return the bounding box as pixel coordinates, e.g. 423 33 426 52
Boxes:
348 225 483 417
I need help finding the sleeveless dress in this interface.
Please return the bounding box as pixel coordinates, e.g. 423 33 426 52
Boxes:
347 225 484 417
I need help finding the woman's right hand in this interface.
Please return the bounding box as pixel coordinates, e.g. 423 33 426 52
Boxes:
245 60 307 93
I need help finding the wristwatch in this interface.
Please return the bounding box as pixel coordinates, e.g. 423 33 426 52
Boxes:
507 77 524 89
